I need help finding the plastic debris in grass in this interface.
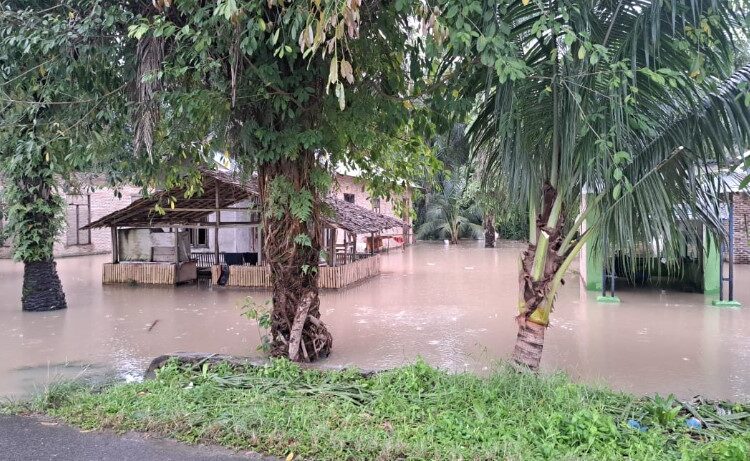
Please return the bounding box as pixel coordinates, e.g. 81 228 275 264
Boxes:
627 419 648 432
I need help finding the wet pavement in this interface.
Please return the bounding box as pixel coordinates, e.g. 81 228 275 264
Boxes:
0 241 748 401
0 415 273 461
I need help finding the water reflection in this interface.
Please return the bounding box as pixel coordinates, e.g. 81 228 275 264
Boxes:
0 241 748 401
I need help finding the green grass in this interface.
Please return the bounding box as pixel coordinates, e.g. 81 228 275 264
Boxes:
11 359 750 460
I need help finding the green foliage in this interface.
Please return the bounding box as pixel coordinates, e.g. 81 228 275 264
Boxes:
416 167 483 243
0 140 65 262
466 0 750 305
240 297 272 353
3 1 444 256
23 359 750 461
0 1 132 262
114 0 442 198
497 208 530 241
264 176 315 223
643 394 683 427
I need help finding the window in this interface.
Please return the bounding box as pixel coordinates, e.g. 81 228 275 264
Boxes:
66 195 91 246
190 228 208 247
343 193 355 204
371 197 381 213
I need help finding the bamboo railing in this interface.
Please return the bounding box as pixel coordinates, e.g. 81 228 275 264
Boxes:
103 262 176 284
103 261 197 285
210 255 381 289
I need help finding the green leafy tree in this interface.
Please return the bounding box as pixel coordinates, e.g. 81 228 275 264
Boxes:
461 0 750 369
11 0 437 361
0 2 130 311
417 167 482 244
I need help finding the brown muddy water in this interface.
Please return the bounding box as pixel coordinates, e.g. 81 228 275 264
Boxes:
0 241 748 401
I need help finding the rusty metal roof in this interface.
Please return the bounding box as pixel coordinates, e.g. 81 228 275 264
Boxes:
323 198 407 233
85 169 407 233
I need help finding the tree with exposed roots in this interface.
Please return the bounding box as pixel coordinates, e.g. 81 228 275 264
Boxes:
3 1 439 352
113 0 439 361
458 0 750 369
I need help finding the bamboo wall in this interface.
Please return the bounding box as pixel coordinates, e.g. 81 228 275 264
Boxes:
210 255 381 289
103 261 197 285
103 262 177 285
211 264 271 287
319 255 381 288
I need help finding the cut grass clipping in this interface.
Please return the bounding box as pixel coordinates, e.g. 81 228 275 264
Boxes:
23 359 750 460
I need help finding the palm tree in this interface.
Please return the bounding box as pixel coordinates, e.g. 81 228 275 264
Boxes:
469 0 750 370
417 170 483 244
483 213 496 248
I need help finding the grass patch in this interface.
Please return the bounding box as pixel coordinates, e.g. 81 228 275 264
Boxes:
13 359 750 460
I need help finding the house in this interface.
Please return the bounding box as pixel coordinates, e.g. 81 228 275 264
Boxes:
332 167 413 251
0 175 141 260
84 169 408 288
0 169 412 262
726 185 750 264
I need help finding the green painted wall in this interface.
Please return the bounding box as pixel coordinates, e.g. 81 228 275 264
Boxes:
585 243 603 292
703 231 720 295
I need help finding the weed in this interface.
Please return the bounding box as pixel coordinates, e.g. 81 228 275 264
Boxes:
240 297 272 353
17 359 750 461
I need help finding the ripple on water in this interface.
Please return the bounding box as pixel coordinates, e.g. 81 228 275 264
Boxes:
0 243 748 401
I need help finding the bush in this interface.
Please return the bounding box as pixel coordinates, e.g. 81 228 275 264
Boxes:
497 209 529 241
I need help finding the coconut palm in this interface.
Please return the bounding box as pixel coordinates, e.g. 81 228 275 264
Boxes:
469 0 750 369
417 170 483 244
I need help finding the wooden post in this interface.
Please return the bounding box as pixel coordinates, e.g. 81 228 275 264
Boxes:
214 180 220 265
330 227 336 267
110 226 118 263
258 225 263 265
401 193 411 244
351 233 356 262
174 228 180 263
370 232 375 255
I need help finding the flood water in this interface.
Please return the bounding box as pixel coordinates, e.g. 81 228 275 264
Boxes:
1 241 749 401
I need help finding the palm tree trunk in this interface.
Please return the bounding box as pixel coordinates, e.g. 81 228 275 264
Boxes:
512 182 565 370
484 213 495 248
259 151 332 362
511 320 545 369
22 260 66 311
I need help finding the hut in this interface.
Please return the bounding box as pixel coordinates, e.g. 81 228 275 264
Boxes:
84 170 407 288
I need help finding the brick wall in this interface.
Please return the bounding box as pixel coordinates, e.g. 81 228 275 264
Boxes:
333 173 412 248
0 183 141 259
732 192 750 264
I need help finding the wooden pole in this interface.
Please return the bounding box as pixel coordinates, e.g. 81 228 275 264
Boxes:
258 225 263 265
214 180 220 265
111 226 118 263
330 227 336 267
174 228 180 263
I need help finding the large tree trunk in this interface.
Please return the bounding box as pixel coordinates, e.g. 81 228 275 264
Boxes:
511 182 564 371
484 213 496 248
259 151 332 362
22 260 67 311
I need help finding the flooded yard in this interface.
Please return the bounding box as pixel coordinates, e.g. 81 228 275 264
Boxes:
0 241 748 401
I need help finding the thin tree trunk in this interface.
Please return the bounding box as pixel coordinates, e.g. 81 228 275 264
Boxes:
484 213 495 248
22 260 67 311
259 151 332 362
511 320 545 369
512 182 565 371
